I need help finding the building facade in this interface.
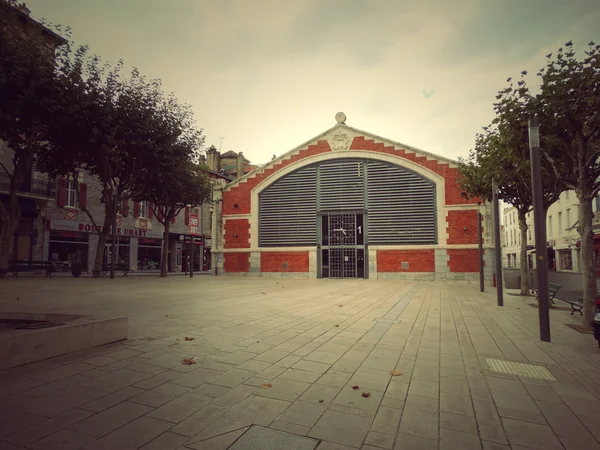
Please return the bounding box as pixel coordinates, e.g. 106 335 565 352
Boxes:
211 114 495 280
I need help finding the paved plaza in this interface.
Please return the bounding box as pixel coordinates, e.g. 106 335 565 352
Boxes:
0 277 600 450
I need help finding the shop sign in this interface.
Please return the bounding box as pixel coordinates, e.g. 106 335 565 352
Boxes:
49 219 163 239
189 214 199 235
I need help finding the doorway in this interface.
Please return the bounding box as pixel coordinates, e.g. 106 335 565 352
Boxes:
320 213 366 279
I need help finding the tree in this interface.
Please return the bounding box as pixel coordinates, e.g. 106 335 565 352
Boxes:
140 158 212 277
0 0 66 275
536 41 600 328
39 49 182 277
459 75 564 296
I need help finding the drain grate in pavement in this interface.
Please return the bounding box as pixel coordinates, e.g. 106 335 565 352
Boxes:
486 358 557 381
228 426 318 450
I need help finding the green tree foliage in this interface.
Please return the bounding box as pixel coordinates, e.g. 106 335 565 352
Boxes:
459 74 564 296
536 41 600 328
0 0 67 275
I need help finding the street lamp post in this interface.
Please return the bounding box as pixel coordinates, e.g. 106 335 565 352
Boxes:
492 179 503 306
529 116 551 342
189 237 194 278
478 201 485 292
110 183 118 279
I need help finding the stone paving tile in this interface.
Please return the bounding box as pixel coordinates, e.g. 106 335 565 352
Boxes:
502 417 564 449
299 384 343 405
79 386 145 413
146 393 212 424
394 433 439 450
213 384 256 407
4 408 93 446
78 368 152 393
0 409 46 439
478 422 508 445
138 431 189 450
30 428 96 450
316 371 353 388
222 395 290 426
211 368 258 388
83 416 172 450
536 400 597 441
309 410 371 448
439 411 477 434
170 367 222 388
170 404 230 436
129 382 190 407
439 428 480 450
371 406 402 435
70 401 152 437
186 428 248 450
19 385 106 418
255 377 311 402
398 408 438 439
190 383 231 398
23 374 92 398
279 368 322 383
270 420 311 436
365 431 395 449
278 400 327 427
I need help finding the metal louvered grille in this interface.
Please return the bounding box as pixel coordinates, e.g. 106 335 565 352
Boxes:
367 161 436 244
320 159 365 211
259 166 317 247
258 158 436 247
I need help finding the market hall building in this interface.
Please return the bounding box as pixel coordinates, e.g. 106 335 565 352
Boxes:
211 113 492 280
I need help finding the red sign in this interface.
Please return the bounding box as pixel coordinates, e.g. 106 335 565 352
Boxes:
189 214 199 235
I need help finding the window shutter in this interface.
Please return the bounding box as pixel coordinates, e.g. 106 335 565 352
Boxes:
79 183 87 209
57 177 66 208
185 206 190 225
122 199 130 217
133 201 140 218
148 202 154 220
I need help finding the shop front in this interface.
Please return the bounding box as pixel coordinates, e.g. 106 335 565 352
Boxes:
47 219 163 272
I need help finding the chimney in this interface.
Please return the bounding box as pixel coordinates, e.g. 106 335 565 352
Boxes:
16 2 31 15
236 152 245 179
206 147 219 172
198 154 206 166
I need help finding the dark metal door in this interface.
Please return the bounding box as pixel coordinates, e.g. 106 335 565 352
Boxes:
323 213 365 278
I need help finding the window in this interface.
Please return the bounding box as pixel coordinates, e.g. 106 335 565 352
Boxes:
548 215 553 237
66 180 76 208
528 228 532 242
558 212 562 236
566 209 571 228
565 191 569 200
560 250 573 270
139 201 148 218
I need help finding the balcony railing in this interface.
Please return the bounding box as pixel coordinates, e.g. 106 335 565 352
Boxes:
0 173 56 198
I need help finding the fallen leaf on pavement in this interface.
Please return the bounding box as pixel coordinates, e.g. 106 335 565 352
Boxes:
362 392 371 398
338 305 343 307
262 292 266 294
185 337 194 341
261 383 273 389
318 399 324 403
351 385 359 390
334 325 339 327
181 358 196 365
390 370 403 376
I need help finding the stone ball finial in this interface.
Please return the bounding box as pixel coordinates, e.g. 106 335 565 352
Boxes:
335 112 346 124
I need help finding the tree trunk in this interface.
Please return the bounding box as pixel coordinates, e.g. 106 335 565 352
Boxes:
518 211 529 295
160 222 170 277
579 196 596 330
0 205 16 277
92 210 112 278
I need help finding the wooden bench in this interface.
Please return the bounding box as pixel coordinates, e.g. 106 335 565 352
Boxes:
101 263 129 277
8 260 55 278
533 282 561 306
558 296 584 315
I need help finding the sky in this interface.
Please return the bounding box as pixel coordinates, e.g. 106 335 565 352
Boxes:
25 0 600 166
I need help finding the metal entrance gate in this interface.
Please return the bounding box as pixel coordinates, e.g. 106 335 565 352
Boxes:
321 213 365 279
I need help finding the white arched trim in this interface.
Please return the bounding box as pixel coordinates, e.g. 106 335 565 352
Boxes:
249 150 447 249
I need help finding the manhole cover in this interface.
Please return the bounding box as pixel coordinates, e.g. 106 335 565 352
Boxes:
228 426 318 450
486 358 557 381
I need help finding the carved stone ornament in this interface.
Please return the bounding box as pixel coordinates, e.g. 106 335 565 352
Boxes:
330 132 351 152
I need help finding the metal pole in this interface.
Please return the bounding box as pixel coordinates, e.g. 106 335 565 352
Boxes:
492 179 504 306
529 116 551 342
190 237 194 278
478 203 485 292
110 185 118 279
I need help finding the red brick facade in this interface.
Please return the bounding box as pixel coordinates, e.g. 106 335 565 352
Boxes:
223 140 332 215
447 249 480 272
223 252 250 272
261 252 309 272
349 137 477 205
377 250 435 272
446 210 479 245
219 125 484 278
224 219 250 249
